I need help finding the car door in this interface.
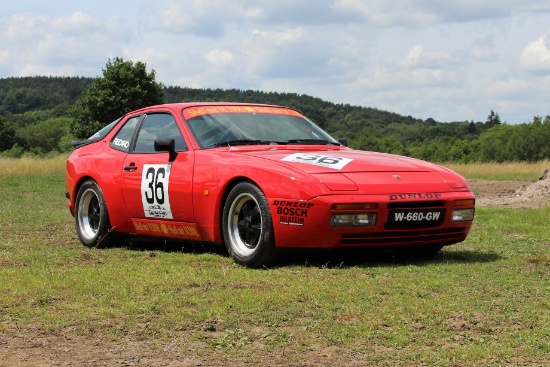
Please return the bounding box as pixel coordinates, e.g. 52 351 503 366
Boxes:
120 112 195 223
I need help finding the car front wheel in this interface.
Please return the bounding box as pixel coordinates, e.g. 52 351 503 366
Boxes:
75 180 116 248
222 181 277 268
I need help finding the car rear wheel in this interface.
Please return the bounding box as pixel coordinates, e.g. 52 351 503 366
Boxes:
222 182 277 268
75 180 116 248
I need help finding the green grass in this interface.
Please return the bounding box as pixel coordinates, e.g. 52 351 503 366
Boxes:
0 157 548 366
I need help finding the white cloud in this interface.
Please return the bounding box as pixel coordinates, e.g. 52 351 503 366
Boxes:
471 46 498 62
50 11 102 34
398 45 457 69
487 78 530 98
205 49 234 67
518 33 550 73
2 0 550 124
239 27 336 78
0 12 132 76
156 0 235 36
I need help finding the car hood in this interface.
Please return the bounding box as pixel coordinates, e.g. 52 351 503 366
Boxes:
241 149 470 193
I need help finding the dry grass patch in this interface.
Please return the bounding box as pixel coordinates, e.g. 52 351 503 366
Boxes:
0 155 67 177
446 160 550 180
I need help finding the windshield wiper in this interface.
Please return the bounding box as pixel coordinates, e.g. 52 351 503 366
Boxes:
212 139 266 148
285 139 340 145
70 138 100 148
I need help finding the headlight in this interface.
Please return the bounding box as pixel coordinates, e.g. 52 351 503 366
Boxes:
452 208 474 221
331 213 377 227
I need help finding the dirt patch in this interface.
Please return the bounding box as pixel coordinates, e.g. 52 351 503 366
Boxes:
470 178 550 208
0 327 354 367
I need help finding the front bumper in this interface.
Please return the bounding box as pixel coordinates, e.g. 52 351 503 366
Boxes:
270 192 475 249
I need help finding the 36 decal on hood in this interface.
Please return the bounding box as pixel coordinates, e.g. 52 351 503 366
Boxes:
281 153 354 170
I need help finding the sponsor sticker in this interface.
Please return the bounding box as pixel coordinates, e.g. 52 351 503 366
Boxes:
281 153 353 170
132 220 200 238
113 138 129 149
141 164 173 219
183 105 303 119
273 200 314 226
389 193 442 201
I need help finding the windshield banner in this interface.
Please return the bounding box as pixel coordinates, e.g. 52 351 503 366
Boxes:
183 105 303 120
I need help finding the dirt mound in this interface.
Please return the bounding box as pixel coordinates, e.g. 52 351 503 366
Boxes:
470 176 550 208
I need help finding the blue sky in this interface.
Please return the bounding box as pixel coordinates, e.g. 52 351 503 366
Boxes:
2 0 550 124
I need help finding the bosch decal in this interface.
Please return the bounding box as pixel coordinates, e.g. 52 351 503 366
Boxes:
273 200 314 226
389 193 442 201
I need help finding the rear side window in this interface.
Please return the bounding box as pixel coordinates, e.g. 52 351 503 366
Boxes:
88 118 121 141
110 116 140 152
134 113 187 153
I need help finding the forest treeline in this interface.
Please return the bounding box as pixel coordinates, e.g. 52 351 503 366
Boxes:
1 76 549 162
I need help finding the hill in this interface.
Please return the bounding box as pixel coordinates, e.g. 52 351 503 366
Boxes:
1 76 548 163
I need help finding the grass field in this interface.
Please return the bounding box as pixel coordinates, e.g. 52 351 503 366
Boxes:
0 157 548 366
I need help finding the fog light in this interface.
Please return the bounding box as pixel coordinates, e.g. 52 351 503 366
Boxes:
331 214 354 226
452 208 474 221
331 213 377 227
355 213 377 226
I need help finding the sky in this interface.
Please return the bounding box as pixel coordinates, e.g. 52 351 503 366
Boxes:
2 1 550 124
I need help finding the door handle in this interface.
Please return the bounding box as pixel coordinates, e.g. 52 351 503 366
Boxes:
124 164 138 172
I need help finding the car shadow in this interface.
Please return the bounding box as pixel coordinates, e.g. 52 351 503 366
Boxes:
119 237 501 269
122 237 229 257
275 247 502 269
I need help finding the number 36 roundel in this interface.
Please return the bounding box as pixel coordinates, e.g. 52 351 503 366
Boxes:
140 164 173 219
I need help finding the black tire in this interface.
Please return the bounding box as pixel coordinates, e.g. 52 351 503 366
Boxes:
75 180 116 248
222 181 277 268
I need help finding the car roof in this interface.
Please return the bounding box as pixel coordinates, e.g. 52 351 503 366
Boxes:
129 102 288 114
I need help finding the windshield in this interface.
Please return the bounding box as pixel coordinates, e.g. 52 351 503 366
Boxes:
184 108 338 149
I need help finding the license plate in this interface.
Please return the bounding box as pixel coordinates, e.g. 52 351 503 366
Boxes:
388 209 445 224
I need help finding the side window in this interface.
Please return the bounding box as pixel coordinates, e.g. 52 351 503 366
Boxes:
110 116 140 152
134 113 187 154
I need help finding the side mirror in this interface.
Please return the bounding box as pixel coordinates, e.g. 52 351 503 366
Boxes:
337 138 349 147
154 138 178 162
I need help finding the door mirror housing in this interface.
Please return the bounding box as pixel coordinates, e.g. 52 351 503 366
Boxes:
154 138 178 162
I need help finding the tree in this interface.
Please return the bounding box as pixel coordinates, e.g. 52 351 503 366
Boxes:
15 117 71 154
0 117 16 151
486 109 501 128
69 57 165 139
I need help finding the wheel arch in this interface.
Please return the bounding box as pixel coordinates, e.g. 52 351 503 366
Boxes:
70 175 96 214
72 175 132 233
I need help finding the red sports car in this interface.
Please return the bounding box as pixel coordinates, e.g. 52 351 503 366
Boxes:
66 103 475 267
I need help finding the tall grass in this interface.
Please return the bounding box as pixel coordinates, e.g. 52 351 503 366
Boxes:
0 155 67 177
446 160 550 180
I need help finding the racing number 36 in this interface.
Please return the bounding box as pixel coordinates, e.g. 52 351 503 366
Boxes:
141 164 173 219
144 166 166 205
281 153 353 170
296 154 343 165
